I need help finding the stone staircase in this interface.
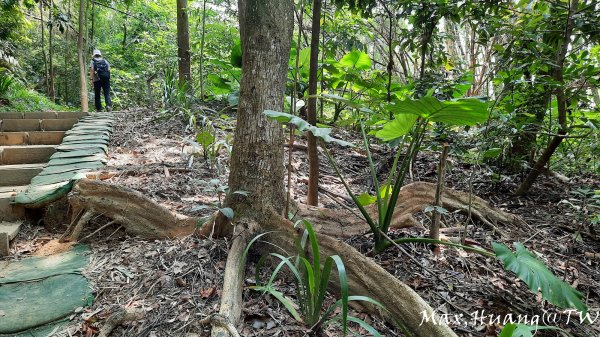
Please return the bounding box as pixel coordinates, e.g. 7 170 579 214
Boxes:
0 111 91 255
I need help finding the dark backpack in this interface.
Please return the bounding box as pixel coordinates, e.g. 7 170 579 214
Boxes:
93 59 110 80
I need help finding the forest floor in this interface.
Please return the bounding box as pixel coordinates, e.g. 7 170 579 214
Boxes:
9 108 600 337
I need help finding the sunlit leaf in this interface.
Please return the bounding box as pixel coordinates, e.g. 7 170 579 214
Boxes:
386 97 488 126
196 131 215 147
375 113 418 142
356 193 377 206
339 50 372 70
499 323 572 337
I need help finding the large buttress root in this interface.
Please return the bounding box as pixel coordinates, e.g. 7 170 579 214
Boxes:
298 181 517 238
69 179 199 239
63 180 519 336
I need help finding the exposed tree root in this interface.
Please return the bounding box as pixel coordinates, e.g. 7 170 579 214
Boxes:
297 181 518 238
211 221 256 337
61 179 520 336
97 308 144 337
68 179 198 239
198 314 241 337
255 214 459 337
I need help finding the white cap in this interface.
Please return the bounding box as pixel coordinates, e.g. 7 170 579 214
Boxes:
92 49 102 57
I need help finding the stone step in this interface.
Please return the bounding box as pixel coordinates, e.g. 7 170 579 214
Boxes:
0 185 26 222
0 221 22 256
0 119 78 132
41 119 79 131
0 111 88 119
0 145 56 165
0 131 65 146
0 163 46 186
0 119 41 132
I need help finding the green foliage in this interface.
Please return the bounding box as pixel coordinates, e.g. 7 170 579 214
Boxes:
339 50 371 70
266 94 489 254
0 81 67 112
264 110 354 147
0 69 14 98
249 220 384 335
493 243 588 315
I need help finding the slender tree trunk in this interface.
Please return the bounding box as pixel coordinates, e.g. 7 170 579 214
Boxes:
176 0 192 88
306 0 322 206
122 20 127 51
516 0 578 195
210 2 293 333
198 0 207 100
48 0 55 102
40 1 49 95
78 0 89 112
90 1 94 46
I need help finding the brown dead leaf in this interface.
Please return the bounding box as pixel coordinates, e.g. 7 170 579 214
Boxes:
200 287 216 298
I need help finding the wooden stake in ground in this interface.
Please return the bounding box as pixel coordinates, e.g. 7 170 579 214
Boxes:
430 143 449 252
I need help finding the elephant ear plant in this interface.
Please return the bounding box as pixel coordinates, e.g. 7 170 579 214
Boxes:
265 97 591 335
266 95 489 254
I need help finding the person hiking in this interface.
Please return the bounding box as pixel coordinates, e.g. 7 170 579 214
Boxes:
89 49 112 112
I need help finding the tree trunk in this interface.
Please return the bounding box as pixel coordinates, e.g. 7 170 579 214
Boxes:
306 0 322 206
210 1 294 335
40 1 49 95
176 0 192 89
515 0 578 195
48 0 55 102
198 0 207 100
77 0 89 112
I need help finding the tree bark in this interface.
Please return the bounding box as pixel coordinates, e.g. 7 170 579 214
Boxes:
48 0 56 102
306 0 322 206
40 1 49 95
176 0 192 89
77 0 89 112
198 0 207 100
220 0 294 231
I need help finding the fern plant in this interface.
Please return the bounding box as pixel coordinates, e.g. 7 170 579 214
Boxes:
247 220 384 335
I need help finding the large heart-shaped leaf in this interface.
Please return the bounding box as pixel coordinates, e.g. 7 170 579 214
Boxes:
493 243 587 315
264 110 354 147
375 113 418 142
386 96 488 126
339 50 372 70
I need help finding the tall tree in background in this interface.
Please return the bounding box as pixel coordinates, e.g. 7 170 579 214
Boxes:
48 0 55 101
516 0 579 195
306 0 322 206
176 0 191 88
77 0 88 112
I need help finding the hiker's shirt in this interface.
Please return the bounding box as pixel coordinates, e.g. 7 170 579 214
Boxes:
90 57 110 82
